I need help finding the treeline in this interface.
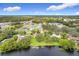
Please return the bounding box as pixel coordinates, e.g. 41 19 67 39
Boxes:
0 16 79 23
0 16 33 22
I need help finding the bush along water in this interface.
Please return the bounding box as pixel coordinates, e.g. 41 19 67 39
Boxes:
59 39 75 52
0 35 31 53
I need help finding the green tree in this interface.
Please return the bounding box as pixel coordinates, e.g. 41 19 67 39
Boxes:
0 33 7 42
59 39 75 51
2 26 16 36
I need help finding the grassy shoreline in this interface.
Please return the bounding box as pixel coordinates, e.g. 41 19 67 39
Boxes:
30 40 59 47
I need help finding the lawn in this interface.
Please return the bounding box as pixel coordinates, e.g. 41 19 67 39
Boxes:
30 37 59 47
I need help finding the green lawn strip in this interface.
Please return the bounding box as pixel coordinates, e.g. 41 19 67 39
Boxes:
30 37 59 47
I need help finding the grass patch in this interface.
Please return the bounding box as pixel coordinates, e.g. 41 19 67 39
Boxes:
30 37 59 47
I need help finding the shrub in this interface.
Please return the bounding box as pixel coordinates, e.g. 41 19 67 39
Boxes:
0 33 7 42
0 38 17 53
35 33 44 42
2 26 16 36
17 30 26 35
0 35 31 53
59 39 75 51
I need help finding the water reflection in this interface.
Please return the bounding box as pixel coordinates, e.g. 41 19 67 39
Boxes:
0 46 79 56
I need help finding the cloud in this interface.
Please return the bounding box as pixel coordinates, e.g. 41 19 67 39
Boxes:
75 12 79 15
47 3 78 11
3 6 21 12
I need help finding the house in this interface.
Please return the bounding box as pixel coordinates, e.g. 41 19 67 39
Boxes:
17 35 25 40
50 33 61 38
64 18 77 22
0 22 11 29
68 34 79 45
48 23 64 28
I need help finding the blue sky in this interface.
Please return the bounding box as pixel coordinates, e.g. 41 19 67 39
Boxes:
0 3 79 15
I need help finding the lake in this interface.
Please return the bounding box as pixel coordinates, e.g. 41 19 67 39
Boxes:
0 46 79 56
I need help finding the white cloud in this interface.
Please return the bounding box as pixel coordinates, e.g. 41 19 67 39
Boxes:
3 6 21 12
75 12 79 15
47 3 78 11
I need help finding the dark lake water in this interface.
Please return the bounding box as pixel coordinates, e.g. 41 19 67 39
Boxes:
0 46 79 56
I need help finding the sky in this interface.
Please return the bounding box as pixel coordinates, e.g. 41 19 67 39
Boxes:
0 3 79 15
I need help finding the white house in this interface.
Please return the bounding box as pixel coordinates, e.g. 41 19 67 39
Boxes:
17 35 25 40
51 34 61 38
